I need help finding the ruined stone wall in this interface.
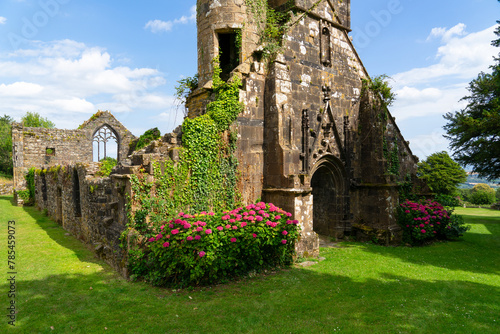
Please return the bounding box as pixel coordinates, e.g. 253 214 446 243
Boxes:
34 164 130 276
12 123 91 189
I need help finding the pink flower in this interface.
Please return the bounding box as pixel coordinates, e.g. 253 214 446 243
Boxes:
286 220 293 225
183 223 191 229
229 219 236 223
247 216 255 221
205 229 212 234
186 236 193 241
232 225 238 230
282 230 288 235
195 235 201 240
252 233 257 238
230 237 237 243
199 222 207 227
286 212 292 217
275 215 281 220
249 210 256 215
217 226 224 231
240 222 247 228
293 220 299 225
178 212 184 217
405 210 410 214
421 229 426 233
148 237 155 242
281 240 287 244
169 224 174 228
163 242 170 247
222 215 229 220
171 229 179 235
174 219 182 224
420 224 425 228
266 221 273 226
208 212 215 216
160 225 165 230
226 224 231 229
256 216 263 222
196 226 204 232
166 235 170 239
155 233 163 241
199 251 206 257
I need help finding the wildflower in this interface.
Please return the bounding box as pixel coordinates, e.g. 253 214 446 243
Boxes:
187 236 193 241
230 219 236 223
163 242 170 247
148 237 155 242
275 215 282 220
249 210 256 215
199 251 206 257
195 235 201 240
230 237 237 243
171 229 179 235
286 220 293 225
169 224 174 228
281 240 287 244
183 223 191 229
205 229 212 234
155 233 163 241
282 230 288 236
232 225 238 230
252 233 257 238
286 212 292 217
256 216 263 222
226 224 231 229
217 226 224 231
160 225 165 230
199 222 207 227
293 220 299 225
421 229 426 233
240 222 247 228
196 227 203 232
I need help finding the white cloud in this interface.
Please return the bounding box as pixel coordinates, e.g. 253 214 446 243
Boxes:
0 17 6 25
0 39 174 129
393 24 497 87
145 5 196 33
427 23 467 43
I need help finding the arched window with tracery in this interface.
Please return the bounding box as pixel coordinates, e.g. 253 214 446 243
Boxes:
93 125 118 162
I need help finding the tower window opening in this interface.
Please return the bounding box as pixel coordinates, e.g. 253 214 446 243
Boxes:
218 32 240 81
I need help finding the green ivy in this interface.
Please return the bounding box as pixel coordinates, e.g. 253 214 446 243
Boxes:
127 60 243 240
96 157 117 177
132 127 161 151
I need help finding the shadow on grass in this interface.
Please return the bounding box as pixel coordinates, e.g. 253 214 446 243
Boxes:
1 268 499 333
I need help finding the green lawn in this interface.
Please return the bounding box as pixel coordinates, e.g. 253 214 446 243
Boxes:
1 196 499 333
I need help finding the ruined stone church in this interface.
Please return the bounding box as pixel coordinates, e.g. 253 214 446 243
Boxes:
14 0 423 272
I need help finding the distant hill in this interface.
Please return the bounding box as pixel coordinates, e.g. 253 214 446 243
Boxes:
459 173 500 189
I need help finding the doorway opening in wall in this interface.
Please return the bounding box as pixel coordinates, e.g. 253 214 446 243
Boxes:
93 125 118 162
311 156 347 239
218 31 240 81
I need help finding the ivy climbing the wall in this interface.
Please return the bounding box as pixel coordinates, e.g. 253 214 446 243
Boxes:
127 60 243 237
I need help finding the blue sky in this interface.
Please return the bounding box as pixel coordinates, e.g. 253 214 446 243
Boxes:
0 0 498 161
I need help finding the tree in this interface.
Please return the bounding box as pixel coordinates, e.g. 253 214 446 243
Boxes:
443 20 500 180
417 151 468 195
0 115 14 175
22 111 55 128
469 183 496 205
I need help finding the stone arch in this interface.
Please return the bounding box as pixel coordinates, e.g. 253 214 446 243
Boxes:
92 124 120 161
79 111 136 163
310 155 348 237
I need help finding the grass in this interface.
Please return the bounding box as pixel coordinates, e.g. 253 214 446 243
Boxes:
0 197 499 333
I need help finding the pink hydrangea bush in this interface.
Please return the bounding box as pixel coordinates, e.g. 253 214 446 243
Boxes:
130 202 301 287
398 199 469 245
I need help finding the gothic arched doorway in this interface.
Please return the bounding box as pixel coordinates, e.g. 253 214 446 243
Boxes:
310 156 348 237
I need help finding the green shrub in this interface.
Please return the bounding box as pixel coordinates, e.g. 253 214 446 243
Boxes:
434 194 460 208
16 189 31 202
96 157 117 177
133 128 161 151
128 202 300 287
469 184 496 205
398 199 470 246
